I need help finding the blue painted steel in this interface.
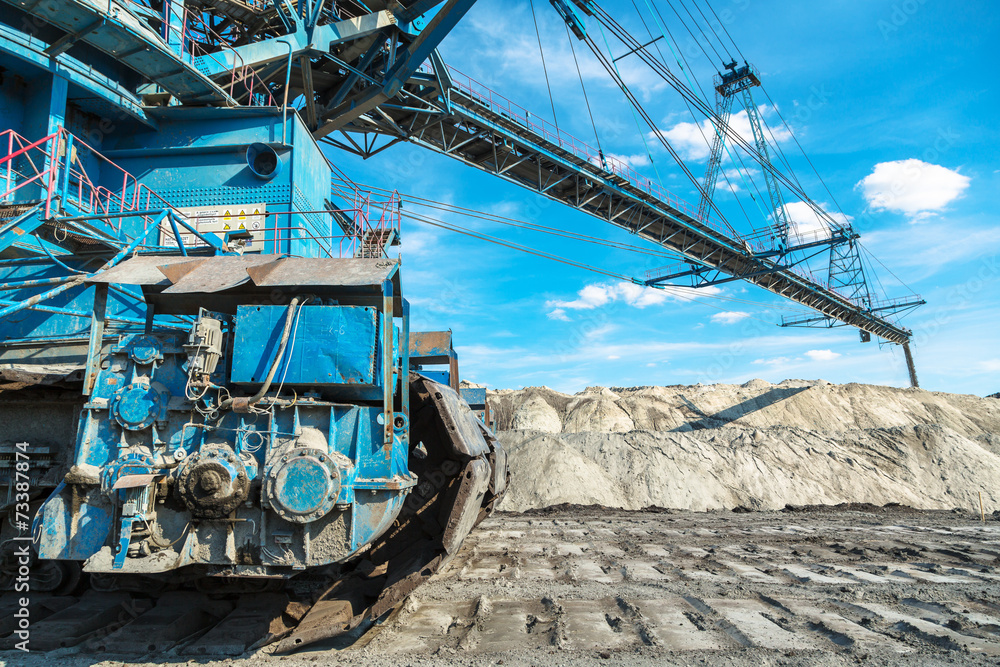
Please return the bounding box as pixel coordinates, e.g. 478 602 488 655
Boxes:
1 0 437 581
420 370 451 385
0 0 233 104
460 387 486 408
232 304 381 386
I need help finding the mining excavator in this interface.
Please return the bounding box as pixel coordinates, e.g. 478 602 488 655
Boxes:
0 0 510 651
0 0 923 655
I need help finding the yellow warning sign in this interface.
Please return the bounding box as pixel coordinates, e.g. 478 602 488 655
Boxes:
165 203 267 253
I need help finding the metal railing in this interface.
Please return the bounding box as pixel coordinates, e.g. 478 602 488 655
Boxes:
1 128 176 232
435 64 749 242
158 6 276 107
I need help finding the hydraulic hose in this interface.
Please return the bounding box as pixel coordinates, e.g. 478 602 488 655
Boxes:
218 297 300 411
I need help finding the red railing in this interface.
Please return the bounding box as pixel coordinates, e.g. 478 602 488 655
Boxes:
158 6 276 107
1 128 175 232
4 126 399 259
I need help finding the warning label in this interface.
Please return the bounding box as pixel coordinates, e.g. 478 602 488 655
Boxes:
161 203 267 252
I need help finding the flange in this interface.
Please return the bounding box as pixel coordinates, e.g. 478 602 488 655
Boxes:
111 383 163 431
264 447 341 523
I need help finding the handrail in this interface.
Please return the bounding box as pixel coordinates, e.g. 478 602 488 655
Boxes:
167 7 276 107
1 127 184 236
431 64 747 242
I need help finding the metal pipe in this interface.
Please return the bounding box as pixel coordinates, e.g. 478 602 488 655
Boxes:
0 277 84 319
0 275 77 291
276 39 294 145
0 297 153 327
382 278 394 452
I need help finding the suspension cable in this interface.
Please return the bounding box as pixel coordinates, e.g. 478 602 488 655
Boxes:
662 0 723 66
635 0 769 227
405 210 789 321
758 84 850 221
689 0 733 63
595 21 665 187
704 0 746 62
565 22 603 156
590 3 843 230
529 0 560 127
588 27 742 237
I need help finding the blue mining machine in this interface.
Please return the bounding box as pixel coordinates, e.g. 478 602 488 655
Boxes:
0 0 506 653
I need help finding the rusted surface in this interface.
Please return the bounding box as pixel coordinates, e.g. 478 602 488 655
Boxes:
408 331 455 365
246 257 399 289
369 553 443 620
156 258 209 285
412 375 489 459
274 598 357 653
159 255 278 294
84 255 197 286
441 458 490 555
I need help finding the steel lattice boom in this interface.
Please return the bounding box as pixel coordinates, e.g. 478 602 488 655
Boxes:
0 0 923 347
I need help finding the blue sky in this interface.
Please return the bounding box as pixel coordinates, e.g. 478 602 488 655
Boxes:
333 0 999 395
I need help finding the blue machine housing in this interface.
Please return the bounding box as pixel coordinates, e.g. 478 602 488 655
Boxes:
232 304 400 401
0 0 505 591
31 257 415 576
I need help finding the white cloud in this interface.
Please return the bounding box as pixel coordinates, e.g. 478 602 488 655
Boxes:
753 356 791 366
710 311 751 325
654 107 792 162
980 359 1000 372
545 281 724 321
604 153 651 169
547 283 614 310
779 201 852 243
805 349 841 361
857 159 971 220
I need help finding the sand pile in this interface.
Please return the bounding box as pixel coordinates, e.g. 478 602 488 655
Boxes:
489 380 1000 513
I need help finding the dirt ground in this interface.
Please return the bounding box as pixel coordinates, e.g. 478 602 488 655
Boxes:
8 504 1000 666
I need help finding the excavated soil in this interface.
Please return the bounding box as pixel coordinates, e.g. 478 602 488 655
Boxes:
489 380 1000 513
13 506 1000 667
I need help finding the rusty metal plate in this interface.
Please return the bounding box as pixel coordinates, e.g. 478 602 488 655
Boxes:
414 375 489 459
246 257 400 289
274 598 356 654
484 425 509 499
441 458 490 555
159 254 281 294
86 255 200 286
112 474 160 489
369 553 443 620
408 331 454 364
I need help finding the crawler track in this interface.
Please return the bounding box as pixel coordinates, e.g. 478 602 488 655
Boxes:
5 506 1000 665
341 505 1000 665
0 376 508 660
